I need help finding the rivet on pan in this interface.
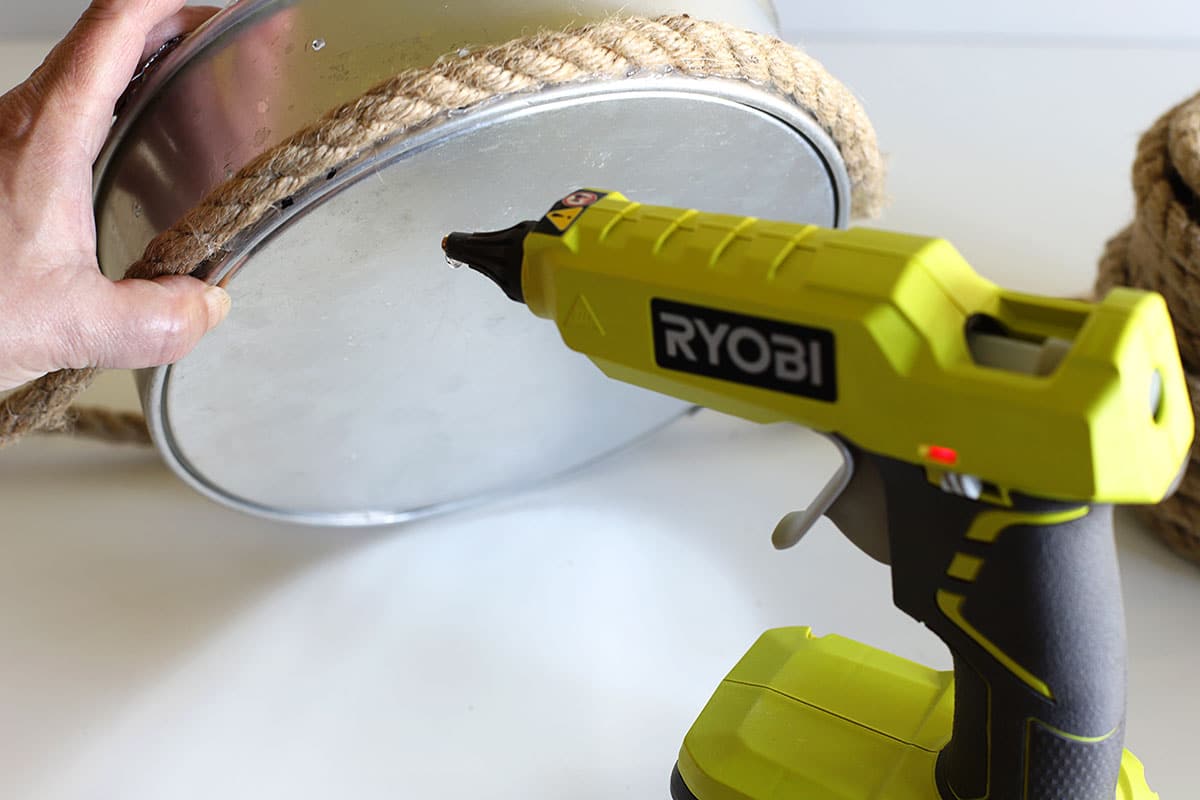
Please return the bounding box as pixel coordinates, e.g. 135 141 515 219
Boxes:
310 38 326 52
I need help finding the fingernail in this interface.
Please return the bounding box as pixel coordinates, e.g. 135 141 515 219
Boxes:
204 286 232 330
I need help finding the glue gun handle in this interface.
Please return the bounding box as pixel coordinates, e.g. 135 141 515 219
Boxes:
868 454 1126 800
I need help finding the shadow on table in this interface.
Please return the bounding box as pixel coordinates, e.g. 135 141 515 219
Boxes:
0 438 397 791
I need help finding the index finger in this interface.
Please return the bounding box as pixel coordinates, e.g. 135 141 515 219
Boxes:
25 0 189 159
140 5 220 63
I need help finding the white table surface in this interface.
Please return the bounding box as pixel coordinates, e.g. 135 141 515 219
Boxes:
2 28 1199 800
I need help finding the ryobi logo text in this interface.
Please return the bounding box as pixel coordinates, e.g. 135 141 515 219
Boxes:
651 299 837 401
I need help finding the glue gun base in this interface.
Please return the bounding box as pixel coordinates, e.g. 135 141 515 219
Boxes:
671 627 1159 800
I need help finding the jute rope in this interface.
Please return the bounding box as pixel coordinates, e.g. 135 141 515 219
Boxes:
1097 89 1200 566
0 14 884 449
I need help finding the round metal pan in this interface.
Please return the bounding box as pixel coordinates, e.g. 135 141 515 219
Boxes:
93 0 851 525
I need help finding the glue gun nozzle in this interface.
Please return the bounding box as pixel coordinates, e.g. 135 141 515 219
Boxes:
442 221 536 304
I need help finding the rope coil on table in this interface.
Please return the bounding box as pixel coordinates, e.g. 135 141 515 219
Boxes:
1097 90 1200 566
0 14 884 449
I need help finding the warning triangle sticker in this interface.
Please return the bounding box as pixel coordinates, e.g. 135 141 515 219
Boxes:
564 295 605 337
545 207 583 232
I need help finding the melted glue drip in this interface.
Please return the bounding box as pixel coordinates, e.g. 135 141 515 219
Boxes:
441 236 468 269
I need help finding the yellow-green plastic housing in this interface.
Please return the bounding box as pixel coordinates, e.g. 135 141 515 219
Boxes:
522 192 1193 504
676 628 1158 800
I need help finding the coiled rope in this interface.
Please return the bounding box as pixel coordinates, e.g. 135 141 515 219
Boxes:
1097 90 1200 566
0 14 883 449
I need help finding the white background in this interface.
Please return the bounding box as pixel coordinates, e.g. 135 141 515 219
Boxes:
779 1 1200 43
2 3 1199 800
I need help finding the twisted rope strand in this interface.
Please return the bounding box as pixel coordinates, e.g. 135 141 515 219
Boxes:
64 406 153 445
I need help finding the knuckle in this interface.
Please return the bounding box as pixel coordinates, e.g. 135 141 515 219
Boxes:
80 1 131 23
0 87 34 140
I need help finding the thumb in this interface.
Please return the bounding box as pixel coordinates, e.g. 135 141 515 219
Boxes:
62 275 231 370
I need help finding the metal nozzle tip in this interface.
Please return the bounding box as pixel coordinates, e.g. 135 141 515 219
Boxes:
441 222 536 302
443 232 471 270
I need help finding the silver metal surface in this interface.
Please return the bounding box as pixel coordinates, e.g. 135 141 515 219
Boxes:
94 0 853 525
94 0 777 225
1150 369 1164 420
939 472 983 501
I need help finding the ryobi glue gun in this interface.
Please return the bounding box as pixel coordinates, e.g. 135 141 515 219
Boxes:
444 190 1192 800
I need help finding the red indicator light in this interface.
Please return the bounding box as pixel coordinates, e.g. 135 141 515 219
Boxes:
922 445 958 466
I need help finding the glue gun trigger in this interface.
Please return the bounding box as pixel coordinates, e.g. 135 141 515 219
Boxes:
771 433 853 550
770 434 891 565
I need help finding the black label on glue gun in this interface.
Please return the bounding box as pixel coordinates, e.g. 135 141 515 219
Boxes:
652 298 837 402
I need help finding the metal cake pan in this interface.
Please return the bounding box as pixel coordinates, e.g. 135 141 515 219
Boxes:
92 0 852 525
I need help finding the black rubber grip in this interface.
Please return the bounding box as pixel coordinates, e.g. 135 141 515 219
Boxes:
868 454 1125 800
670 763 700 800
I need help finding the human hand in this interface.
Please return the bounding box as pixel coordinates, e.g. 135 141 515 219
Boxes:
0 0 226 392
